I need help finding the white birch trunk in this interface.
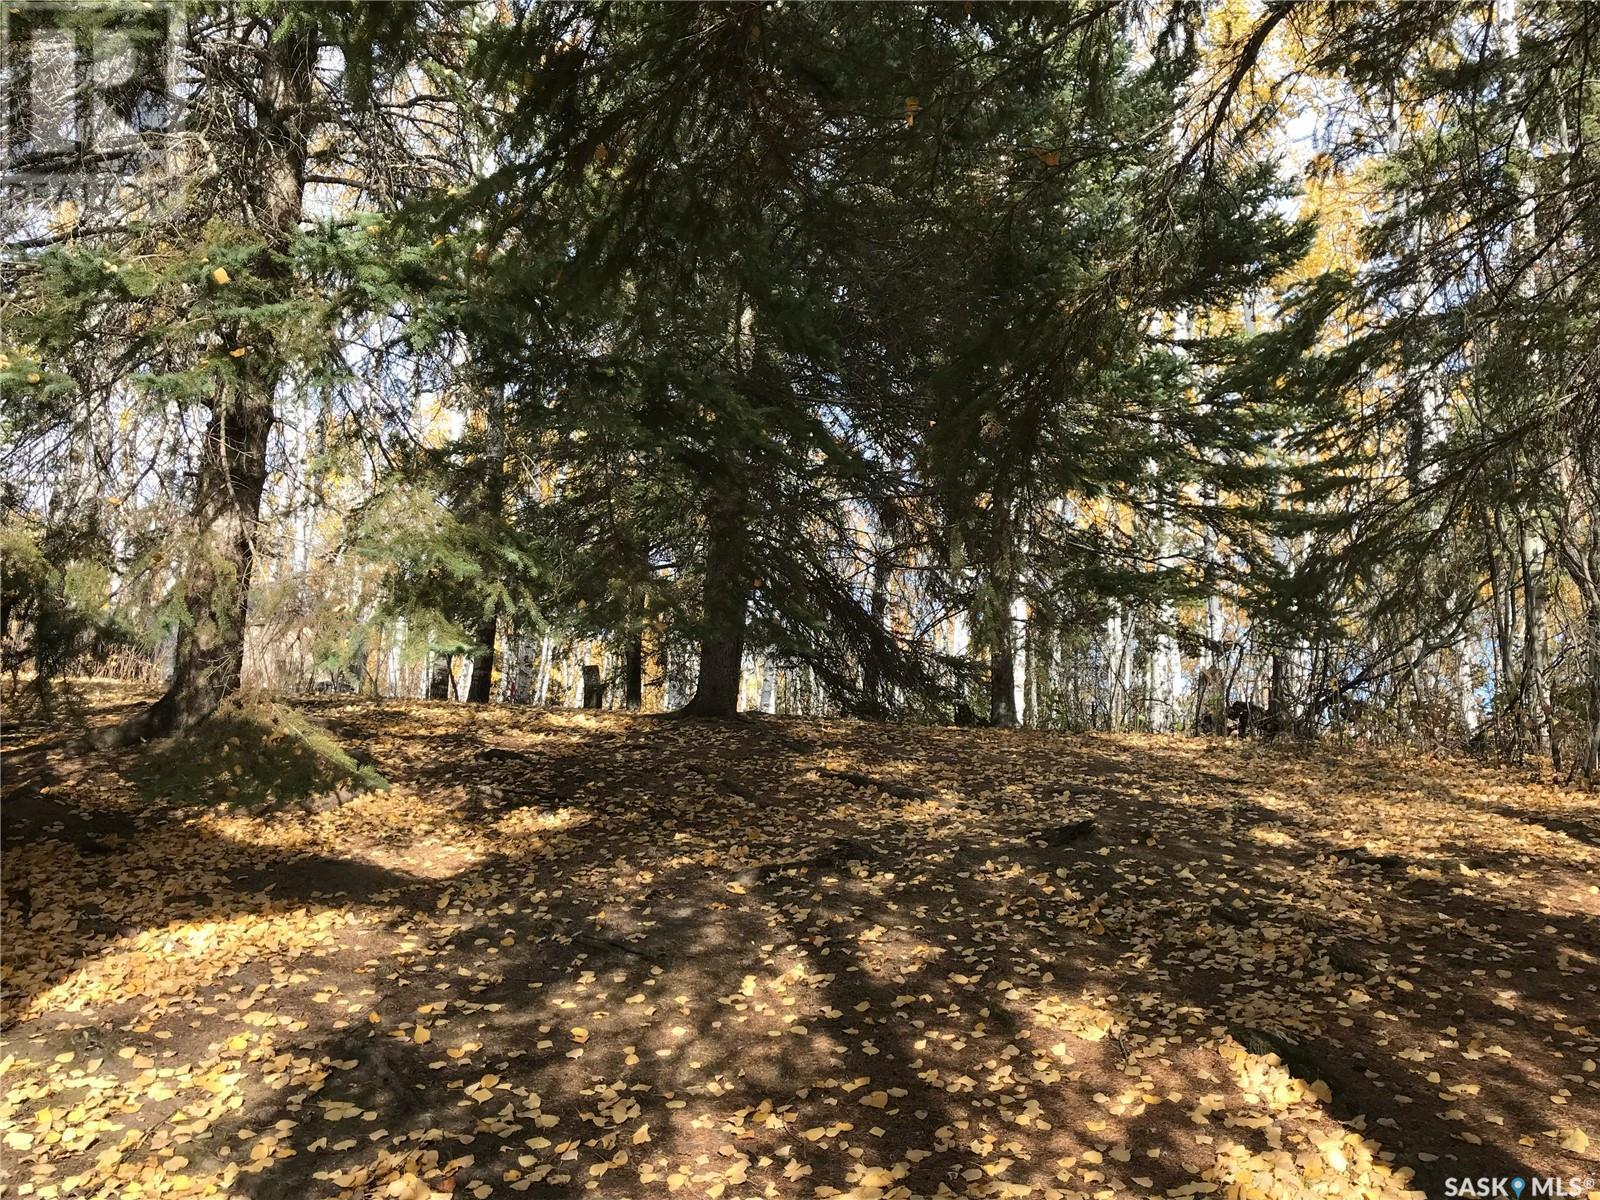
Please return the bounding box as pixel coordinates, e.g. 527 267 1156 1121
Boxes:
1456 643 1479 734
387 617 405 697
1011 596 1028 725
534 635 553 705
1105 611 1129 730
664 641 682 710
760 655 777 714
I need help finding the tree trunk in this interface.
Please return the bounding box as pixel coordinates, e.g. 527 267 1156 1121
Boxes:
1455 645 1478 736
759 655 777 713
1150 619 1178 733
1521 527 1552 756
466 614 497 703
463 378 508 704
582 664 604 709
1268 652 1288 731
533 635 552 704
1582 596 1600 780
983 499 1020 729
624 630 644 707
1105 610 1131 731
1011 595 1028 726
682 631 743 717
989 639 1018 728
95 387 273 744
678 491 748 717
1553 521 1600 780
1484 511 1516 746
429 654 452 700
862 551 888 712
1033 619 1056 728
660 632 679 709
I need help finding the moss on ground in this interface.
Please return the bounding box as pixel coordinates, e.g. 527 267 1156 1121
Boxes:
135 696 387 810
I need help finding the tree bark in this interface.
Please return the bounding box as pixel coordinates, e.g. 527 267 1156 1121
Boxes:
989 639 1018 728
678 490 748 718
1521 527 1552 756
861 550 888 712
984 499 1019 728
1584 596 1600 780
534 635 553 704
1484 510 1516 745
1012 594 1029 726
95 387 273 744
1267 650 1294 735
624 630 644 707
1552 515 1600 780
467 614 497 703
1105 610 1131 731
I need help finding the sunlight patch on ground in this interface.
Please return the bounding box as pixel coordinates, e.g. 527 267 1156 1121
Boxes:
2 702 1595 1198
15 908 356 1023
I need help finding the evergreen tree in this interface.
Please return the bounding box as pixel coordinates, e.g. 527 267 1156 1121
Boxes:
3 3 467 737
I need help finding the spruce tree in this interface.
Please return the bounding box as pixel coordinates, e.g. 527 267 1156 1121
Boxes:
3 3 466 737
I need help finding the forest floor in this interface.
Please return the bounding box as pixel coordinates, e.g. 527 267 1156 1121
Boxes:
2 684 1597 1200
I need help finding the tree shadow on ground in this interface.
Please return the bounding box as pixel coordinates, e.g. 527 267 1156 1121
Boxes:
2 703 1596 1198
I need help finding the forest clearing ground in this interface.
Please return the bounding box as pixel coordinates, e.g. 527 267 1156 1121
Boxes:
1 685 1597 1200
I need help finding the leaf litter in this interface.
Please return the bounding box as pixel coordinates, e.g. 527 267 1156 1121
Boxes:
1 686 1596 1199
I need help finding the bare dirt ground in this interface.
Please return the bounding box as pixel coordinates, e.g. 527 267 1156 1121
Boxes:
2 685 1597 1200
